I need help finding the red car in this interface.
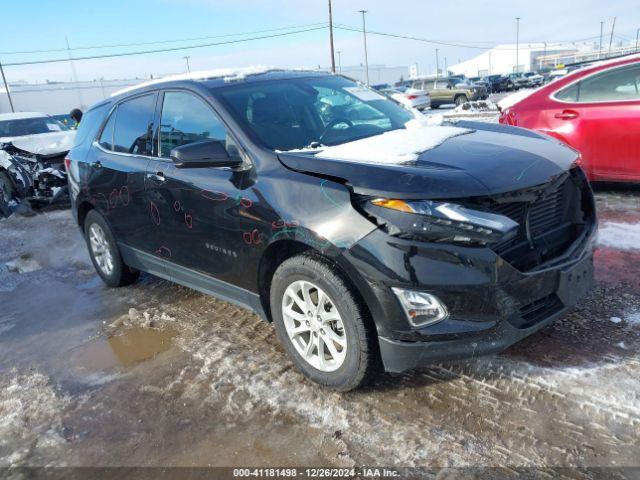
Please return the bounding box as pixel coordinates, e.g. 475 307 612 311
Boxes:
499 55 640 182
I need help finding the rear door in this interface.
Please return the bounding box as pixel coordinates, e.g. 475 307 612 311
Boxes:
146 89 255 285
90 93 158 253
431 79 451 105
573 63 640 179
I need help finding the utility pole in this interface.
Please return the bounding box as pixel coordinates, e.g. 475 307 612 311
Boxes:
488 50 492 74
66 36 84 109
0 59 14 113
328 0 336 73
541 41 547 70
608 17 616 57
359 10 369 85
337 50 342 73
184 56 191 73
435 48 439 78
599 21 604 59
636 28 639 53
444 57 447 75
515 17 520 74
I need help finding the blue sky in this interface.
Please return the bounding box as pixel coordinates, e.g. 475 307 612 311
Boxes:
1 0 638 83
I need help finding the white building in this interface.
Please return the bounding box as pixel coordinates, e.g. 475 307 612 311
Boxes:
448 41 639 77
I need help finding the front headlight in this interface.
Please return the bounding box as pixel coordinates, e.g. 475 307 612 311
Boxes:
368 198 519 245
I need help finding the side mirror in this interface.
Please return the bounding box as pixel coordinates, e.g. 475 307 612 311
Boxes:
170 140 242 169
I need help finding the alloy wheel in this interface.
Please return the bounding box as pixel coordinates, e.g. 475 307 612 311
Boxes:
89 223 114 276
281 280 347 372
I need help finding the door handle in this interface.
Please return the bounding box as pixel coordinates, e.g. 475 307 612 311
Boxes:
554 110 579 120
147 171 166 183
92 160 102 169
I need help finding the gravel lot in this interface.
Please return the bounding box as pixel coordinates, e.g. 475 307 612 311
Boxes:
1 107 639 475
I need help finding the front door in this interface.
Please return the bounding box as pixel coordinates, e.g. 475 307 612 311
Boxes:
146 90 256 286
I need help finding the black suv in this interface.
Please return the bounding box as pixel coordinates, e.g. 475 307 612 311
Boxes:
68 69 596 390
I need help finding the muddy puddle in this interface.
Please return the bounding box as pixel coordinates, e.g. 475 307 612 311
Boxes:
72 327 178 371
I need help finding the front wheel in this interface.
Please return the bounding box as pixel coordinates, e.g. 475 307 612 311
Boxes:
270 254 380 391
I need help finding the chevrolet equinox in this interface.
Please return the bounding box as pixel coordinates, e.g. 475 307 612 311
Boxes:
67 69 596 390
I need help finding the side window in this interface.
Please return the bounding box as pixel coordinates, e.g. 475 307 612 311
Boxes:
555 82 580 102
112 94 156 155
159 91 234 158
98 108 117 151
435 81 449 89
577 64 640 102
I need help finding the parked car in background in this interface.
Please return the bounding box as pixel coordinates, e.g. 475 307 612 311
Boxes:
468 77 492 92
545 69 569 83
411 77 486 108
371 83 391 91
0 112 75 216
485 74 511 93
381 86 431 111
499 55 640 182
523 72 544 87
68 68 595 390
508 73 529 89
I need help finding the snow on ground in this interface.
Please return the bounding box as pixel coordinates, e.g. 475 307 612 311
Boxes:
5 255 41 274
597 221 640 250
450 100 498 114
0 371 70 466
312 118 470 165
497 88 538 110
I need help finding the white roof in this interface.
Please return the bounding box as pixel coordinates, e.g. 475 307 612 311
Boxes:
110 65 279 97
0 112 49 121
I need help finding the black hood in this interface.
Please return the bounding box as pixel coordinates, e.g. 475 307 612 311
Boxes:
278 121 578 200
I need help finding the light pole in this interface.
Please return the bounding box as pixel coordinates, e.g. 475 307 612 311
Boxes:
337 50 342 73
435 48 439 78
608 17 616 57
328 0 336 73
599 21 604 59
184 56 191 73
359 10 370 85
0 59 14 113
636 28 639 53
515 17 520 74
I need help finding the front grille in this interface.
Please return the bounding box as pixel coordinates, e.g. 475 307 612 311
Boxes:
477 169 593 272
509 294 563 329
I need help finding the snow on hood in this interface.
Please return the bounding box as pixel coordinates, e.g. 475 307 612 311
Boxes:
298 117 471 165
1 130 76 156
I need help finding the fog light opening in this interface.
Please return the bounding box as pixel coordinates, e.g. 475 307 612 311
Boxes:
391 288 448 327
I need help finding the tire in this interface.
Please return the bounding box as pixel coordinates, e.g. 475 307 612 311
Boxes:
430 104 440 109
455 95 468 106
84 209 139 287
0 171 15 217
270 253 380 391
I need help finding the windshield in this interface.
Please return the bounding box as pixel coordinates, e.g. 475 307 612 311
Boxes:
0 116 70 138
216 75 414 151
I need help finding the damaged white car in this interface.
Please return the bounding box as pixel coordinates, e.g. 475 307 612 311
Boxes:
0 112 76 217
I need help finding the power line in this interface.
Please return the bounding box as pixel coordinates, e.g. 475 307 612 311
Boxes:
1 26 328 67
0 22 329 56
334 24 618 51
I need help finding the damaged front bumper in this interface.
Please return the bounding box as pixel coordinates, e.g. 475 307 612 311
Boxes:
0 144 69 213
343 219 597 373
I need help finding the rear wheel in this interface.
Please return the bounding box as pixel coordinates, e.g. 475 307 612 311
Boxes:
455 94 468 106
430 104 440 109
84 209 139 287
270 254 380 391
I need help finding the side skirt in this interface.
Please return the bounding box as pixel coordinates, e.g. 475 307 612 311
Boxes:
119 244 268 321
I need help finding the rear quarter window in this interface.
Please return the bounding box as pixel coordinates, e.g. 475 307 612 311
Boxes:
74 103 111 147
